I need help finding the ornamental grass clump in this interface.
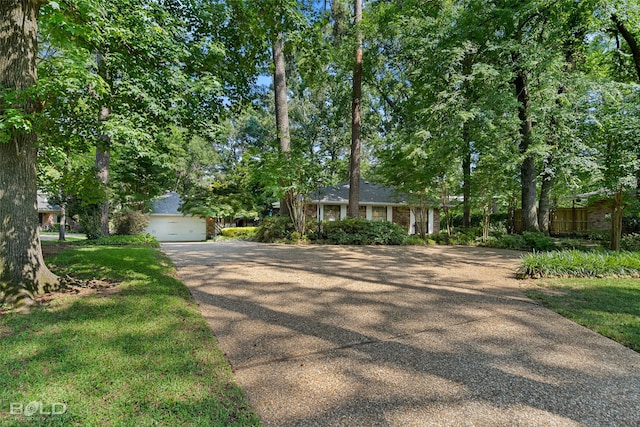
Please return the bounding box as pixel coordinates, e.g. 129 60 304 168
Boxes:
519 249 640 278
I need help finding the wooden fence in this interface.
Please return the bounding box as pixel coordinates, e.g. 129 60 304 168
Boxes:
515 207 588 234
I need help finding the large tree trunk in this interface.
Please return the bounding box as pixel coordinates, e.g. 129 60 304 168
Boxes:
0 1 59 303
272 32 292 218
513 65 539 232
272 33 291 153
347 0 363 218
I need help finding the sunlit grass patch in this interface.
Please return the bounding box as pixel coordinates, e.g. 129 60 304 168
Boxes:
527 278 640 352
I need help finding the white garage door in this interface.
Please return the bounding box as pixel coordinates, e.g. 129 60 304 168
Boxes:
146 215 206 242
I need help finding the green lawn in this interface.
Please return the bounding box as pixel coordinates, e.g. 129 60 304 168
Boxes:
0 243 259 426
527 278 640 352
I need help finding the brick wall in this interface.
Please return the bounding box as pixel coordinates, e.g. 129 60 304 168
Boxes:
587 200 611 231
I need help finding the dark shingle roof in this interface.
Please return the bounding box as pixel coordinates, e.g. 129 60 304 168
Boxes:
150 192 183 214
37 193 60 212
313 179 408 205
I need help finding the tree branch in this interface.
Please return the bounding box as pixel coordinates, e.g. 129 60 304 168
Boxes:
611 13 640 82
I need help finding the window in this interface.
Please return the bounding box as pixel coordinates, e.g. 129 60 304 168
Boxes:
372 206 387 221
323 205 341 221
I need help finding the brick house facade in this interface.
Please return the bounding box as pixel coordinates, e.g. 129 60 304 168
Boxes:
308 180 440 235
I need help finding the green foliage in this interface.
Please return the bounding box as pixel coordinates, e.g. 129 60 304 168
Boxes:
406 235 436 245
527 277 640 352
621 233 640 252
430 230 477 246
519 250 640 278
255 216 294 243
113 210 149 236
322 218 407 245
79 210 103 241
220 227 258 239
82 234 159 247
521 232 556 251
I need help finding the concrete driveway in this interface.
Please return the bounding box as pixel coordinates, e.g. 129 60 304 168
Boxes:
162 241 640 426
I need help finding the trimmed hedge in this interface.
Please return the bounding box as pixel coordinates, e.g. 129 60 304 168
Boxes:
323 218 407 245
82 234 160 247
220 227 257 239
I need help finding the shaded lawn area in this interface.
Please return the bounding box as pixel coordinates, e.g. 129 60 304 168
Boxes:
526 278 640 352
0 243 259 426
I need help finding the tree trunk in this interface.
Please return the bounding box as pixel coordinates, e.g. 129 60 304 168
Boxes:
96 137 110 236
272 32 292 218
611 14 640 82
610 190 624 251
272 33 291 153
462 123 472 228
0 1 59 303
347 0 363 218
461 55 473 229
482 201 491 243
96 53 111 236
513 65 539 232
611 14 640 197
58 200 67 242
538 160 553 235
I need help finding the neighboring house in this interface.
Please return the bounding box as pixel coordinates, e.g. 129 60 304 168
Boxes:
38 193 61 229
515 191 624 234
145 192 206 242
309 179 440 235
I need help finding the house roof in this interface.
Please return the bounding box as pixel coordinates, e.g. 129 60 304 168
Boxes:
37 193 61 212
150 192 184 215
313 179 409 205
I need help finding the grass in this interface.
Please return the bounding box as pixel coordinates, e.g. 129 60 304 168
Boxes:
0 242 259 426
527 278 640 352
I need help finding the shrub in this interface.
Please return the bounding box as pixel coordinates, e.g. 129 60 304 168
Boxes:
220 227 257 239
83 234 159 247
489 233 527 250
323 218 407 245
622 233 640 252
429 230 477 246
80 213 102 240
522 232 556 251
113 210 149 235
406 235 435 245
255 216 294 243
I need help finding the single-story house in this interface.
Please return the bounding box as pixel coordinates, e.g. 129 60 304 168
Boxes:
308 179 440 235
38 193 61 229
145 192 206 242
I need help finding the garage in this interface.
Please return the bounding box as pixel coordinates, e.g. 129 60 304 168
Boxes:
145 192 206 242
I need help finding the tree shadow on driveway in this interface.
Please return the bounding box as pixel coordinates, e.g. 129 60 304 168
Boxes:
163 241 640 426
